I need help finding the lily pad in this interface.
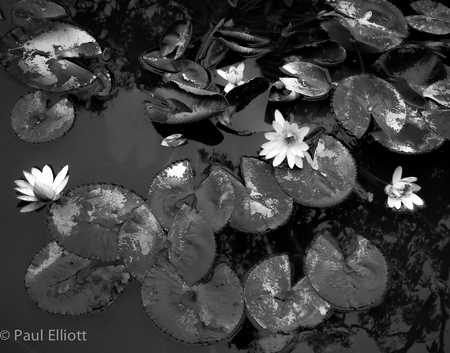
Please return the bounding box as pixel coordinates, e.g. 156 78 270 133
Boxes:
225 157 293 233
165 60 210 89
141 262 244 344
370 109 445 153
407 0 450 35
244 254 331 333
147 160 234 233
25 241 130 315
119 203 215 286
0 21 101 91
332 74 407 138
274 135 356 207
279 60 331 99
286 40 346 66
145 84 228 124
160 133 188 147
10 90 75 143
11 0 69 26
422 108 450 140
48 183 145 261
423 79 450 108
305 232 389 311
160 20 192 59
140 47 179 74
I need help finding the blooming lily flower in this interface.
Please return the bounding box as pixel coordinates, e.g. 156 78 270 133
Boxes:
260 110 316 169
217 62 245 92
14 165 69 213
384 166 423 211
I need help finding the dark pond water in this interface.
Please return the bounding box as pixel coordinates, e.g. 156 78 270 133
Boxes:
1 0 450 352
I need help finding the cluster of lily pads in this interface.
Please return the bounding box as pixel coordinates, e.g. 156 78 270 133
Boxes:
3 0 450 349
22 157 389 345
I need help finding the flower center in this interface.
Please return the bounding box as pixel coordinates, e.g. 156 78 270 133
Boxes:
284 133 296 146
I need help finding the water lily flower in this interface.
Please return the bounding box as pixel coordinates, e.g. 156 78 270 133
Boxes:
260 110 315 169
14 165 69 213
384 166 423 211
217 62 245 92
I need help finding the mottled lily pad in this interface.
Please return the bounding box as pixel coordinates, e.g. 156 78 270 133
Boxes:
422 108 450 140
407 0 450 35
160 20 192 59
286 40 346 66
370 108 445 153
225 157 293 233
25 241 130 315
10 90 75 143
305 232 389 311
141 262 244 344
423 79 450 108
11 0 69 26
147 161 234 233
165 60 210 89
119 203 215 286
48 183 145 261
140 47 179 74
0 21 101 91
279 60 331 99
160 133 188 147
244 254 331 333
332 74 407 138
274 135 356 207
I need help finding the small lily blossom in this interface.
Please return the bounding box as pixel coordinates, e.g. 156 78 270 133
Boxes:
260 110 316 169
384 166 423 211
14 165 69 213
217 62 245 92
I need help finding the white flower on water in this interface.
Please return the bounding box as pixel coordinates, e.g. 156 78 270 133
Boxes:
260 110 316 169
384 166 423 211
14 165 69 213
217 62 245 92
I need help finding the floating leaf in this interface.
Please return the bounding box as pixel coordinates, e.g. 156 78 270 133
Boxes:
423 79 450 108
140 47 179 74
165 60 210 89
147 160 234 233
279 60 331 99
244 254 331 333
25 241 130 315
422 108 450 140
0 21 101 91
11 0 69 26
160 20 192 59
10 90 75 143
305 232 389 311
406 0 450 35
226 157 293 233
370 109 445 153
141 263 244 344
216 37 272 58
274 135 356 207
48 183 145 261
332 74 407 138
145 84 228 124
286 40 346 66
160 133 188 147
410 0 450 19
93 66 113 97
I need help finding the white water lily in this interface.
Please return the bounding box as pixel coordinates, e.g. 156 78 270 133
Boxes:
217 62 245 92
14 165 69 213
384 166 423 211
260 110 316 169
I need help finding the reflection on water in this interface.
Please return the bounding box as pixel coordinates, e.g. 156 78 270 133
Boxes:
1 0 450 352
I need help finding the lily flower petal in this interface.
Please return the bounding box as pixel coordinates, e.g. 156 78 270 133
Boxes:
385 166 423 211
20 202 46 213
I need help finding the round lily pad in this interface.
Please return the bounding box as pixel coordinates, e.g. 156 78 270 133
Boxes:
11 0 69 26
48 183 145 261
274 135 356 207
25 241 130 315
141 262 244 344
305 232 389 311
422 108 450 140
147 161 234 233
225 157 293 233
423 79 450 108
10 91 75 143
160 20 192 59
332 74 407 138
244 254 331 333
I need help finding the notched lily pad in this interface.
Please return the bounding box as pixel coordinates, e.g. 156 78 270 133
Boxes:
140 47 179 74
332 74 407 138
286 40 346 66
225 157 293 233
141 263 244 344
165 60 210 89
11 0 69 26
10 90 75 143
305 232 389 311
407 0 450 35
275 135 356 207
160 20 192 59
0 21 101 91
48 183 145 261
25 241 130 315
423 79 450 108
422 108 450 140
244 254 331 333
